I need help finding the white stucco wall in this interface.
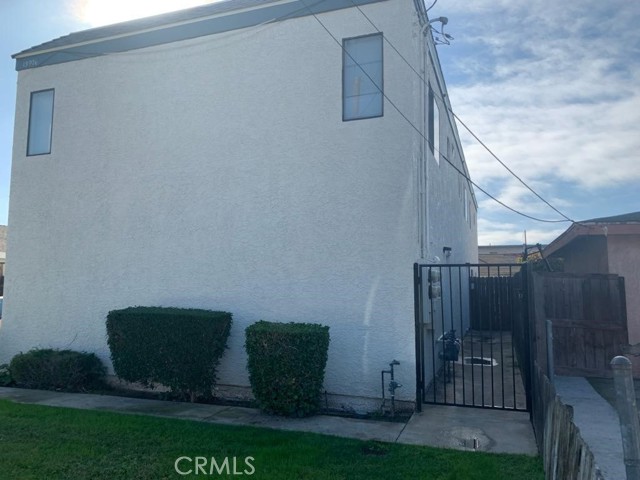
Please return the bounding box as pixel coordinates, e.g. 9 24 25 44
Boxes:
421 40 478 265
1 0 477 406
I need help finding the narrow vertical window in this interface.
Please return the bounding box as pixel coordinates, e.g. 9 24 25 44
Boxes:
464 189 469 222
27 89 54 156
428 88 440 164
343 33 383 121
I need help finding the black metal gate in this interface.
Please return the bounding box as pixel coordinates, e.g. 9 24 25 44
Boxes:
414 263 532 411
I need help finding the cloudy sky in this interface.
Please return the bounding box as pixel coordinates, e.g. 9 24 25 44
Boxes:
431 0 640 244
1 0 638 245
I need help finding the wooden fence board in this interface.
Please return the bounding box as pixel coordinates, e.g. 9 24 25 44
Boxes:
532 272 628 378
532 362 604 480
470 276 517 331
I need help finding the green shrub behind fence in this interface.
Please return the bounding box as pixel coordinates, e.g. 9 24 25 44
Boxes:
106 306 232 402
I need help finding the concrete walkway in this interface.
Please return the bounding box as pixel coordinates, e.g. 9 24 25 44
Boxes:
555 376 625 480
0 387 538 455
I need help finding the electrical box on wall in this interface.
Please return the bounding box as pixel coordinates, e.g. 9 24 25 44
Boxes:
428 267 441 299
429 268 441 283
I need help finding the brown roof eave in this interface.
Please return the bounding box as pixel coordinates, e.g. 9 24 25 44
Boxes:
544 222 640 257
543 223 580 257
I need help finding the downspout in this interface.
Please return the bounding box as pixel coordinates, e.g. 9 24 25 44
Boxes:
420 22 431 260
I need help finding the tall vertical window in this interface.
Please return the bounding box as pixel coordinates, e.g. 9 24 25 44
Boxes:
428 88 440 164
464 189 469 222
27 89 54 156
343 33 383 121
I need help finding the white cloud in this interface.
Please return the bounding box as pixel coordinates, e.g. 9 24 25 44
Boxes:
431 0 640 242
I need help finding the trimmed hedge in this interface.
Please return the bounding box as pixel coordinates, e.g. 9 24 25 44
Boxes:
0 364 12 386
9 349 106 391
245 321 330 417
106 307 232 402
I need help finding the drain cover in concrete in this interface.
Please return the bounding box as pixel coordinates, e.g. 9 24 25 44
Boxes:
436 426 495 452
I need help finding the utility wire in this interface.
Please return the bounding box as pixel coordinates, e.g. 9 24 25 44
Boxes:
300 0 568 224
25 0 574 225
347 0 575 223
20 0 327 66
425 0 438 12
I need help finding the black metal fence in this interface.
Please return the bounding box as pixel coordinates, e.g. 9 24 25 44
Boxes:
414 263 532 411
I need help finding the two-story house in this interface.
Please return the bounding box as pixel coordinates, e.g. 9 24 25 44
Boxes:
1 0 477 410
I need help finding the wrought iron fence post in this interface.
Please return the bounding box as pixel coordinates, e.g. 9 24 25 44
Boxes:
523 263 533 415
414 263 423 412
611 355 640 480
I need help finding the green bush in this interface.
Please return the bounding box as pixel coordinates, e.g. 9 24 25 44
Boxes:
106 307 232 402
9 349 106 391
0 363 14 386
245 321 330 417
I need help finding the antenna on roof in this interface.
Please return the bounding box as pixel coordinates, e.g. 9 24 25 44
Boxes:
429 16 453 45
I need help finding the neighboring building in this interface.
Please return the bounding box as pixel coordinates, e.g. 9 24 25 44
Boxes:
544 212 640 345
478 245 524 265
478 245 523 276
478 244 551 276
1 0 477 409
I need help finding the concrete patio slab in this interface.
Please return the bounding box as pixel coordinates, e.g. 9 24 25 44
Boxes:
425 331 527 411
242 412 405 443
399 404 538 455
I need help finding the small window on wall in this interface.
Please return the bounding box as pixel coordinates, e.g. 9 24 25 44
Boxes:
343 33 383 121
449 137 457 167
27 89 54 156
464 189 469 222
428 88 440 164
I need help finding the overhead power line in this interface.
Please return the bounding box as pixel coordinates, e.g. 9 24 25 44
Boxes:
345 0 575 224
23 0 328 67
300 0 569 224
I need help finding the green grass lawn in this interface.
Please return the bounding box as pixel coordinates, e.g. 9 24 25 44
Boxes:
0 399 543 479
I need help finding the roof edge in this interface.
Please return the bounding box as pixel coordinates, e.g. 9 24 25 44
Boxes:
544 220 640 257
14 0 388 70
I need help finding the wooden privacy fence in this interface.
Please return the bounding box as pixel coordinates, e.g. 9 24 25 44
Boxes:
531 361 604 480
470 276 517 331
531 272 628 378
526 270 628 478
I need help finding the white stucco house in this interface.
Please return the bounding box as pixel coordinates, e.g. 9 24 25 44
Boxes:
1 0 477 410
